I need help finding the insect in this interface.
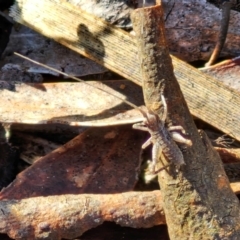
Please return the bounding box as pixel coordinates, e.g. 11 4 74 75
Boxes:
133 94 192 174
14 52 192 173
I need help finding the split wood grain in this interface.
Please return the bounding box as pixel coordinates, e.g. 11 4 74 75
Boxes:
9 0 240 141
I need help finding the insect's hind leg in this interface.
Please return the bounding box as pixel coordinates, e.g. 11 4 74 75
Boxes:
170 131 192 146
142 137 152 149
168 125 186 134
152 148 171 174
160 94 167 122
149 142 163 173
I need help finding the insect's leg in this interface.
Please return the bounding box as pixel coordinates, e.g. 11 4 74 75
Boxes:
171 131 192 146
142 137 152 149
168 125 186 134
132 123 149 132
150 142 162 173
160 94 167 122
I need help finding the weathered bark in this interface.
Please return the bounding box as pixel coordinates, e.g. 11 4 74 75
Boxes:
217 147 240 163
131 4 240 239
162 0 240 61
0 191 164 240
1 188 240 239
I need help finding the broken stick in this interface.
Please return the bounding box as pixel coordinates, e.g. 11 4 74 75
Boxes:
131 4 240 239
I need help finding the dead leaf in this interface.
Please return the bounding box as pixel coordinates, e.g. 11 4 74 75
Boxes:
0 125 146 199
0 80 145 126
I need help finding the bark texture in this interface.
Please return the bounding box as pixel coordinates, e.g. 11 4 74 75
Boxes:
0 191 164 240
131 4 240 239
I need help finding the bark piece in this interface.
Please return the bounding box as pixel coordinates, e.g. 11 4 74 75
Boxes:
0 125 145 199
9 0 240 142
201 56 240 91
131 4 240 239
0 191 164 240
78 222 169 240
67 0 136 29
0 64 43 87
216 147 240 164
1 187 240 240
224 162 240 182
163 0 240 61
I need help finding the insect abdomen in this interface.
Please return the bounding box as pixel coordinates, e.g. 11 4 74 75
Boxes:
159 129 185 168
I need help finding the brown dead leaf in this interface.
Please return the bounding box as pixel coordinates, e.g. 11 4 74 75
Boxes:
0 125 146 199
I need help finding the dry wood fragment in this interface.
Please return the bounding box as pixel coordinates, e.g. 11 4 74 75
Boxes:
78 222 169 240
1 187 240 240
223 162 240 182
0 191 164 240
216 147 240 163
9 0 240 142
201 56 240 91
131 4 240 239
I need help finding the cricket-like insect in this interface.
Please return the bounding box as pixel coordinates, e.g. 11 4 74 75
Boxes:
14 52 192 173
133 94 192 173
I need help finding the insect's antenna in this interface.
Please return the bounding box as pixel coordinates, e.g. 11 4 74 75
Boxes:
14 52 139 110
